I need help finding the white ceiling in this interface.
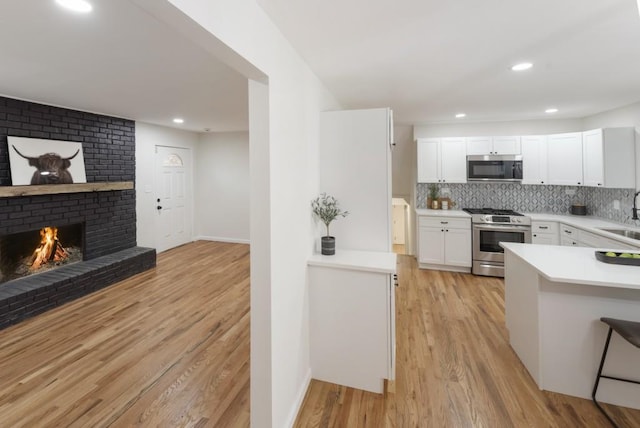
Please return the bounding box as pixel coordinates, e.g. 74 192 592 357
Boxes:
0 0 248 133
257 0 640 125
1 1 639 132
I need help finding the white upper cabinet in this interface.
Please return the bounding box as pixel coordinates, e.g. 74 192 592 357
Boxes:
416 138 466 183
466 136 521 155
491 136 521 155
582 129 604 187
582 128 635 189
465 137 492 155
440 138 467 183
546 132 583 186
521 135 548 185
417 138 439 183
417 128 635 188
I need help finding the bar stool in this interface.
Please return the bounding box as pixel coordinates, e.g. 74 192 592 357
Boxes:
592 317 640 428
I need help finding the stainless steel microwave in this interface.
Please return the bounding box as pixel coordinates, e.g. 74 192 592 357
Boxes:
467 155 523 182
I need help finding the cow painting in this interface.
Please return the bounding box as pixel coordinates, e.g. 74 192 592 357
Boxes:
12 145 80 185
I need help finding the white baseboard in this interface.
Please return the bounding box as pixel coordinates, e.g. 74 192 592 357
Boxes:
285 369 312 428
194 235 250 245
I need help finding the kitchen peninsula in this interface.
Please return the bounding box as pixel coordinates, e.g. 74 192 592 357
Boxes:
502 242 640 409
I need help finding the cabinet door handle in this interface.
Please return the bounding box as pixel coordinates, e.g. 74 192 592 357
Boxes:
441 229 444 232
445 229 449 232
565 230 572 234
533 234 537 237
539 226 548 230
441 221 448 224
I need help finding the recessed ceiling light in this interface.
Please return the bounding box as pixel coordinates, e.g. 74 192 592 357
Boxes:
173 118 184 124
545 108 558 114
511 62 533 71
455 113 466 118
55 0 92 13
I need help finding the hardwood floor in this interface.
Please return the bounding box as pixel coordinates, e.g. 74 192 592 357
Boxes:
2 243 638 427
294 255 640 428
392 244 406 255
0 241 250 428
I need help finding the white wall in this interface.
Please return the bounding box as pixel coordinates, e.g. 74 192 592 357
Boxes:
582 101 640 190
138 2 342 427
195 131 250 243
413 117 583 138
135 122 199 249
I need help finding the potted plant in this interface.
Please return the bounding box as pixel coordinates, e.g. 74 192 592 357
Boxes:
311 193 349 255
428 184 440 209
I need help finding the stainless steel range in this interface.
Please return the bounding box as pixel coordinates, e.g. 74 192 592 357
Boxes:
463 208 531 277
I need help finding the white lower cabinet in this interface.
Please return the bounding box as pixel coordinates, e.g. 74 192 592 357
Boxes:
557 223 640 250
308 253 396 394
531 221 559 245
560 224 581 246
418 215 471 271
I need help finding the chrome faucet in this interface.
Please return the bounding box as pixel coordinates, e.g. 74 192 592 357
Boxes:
633 190 640 220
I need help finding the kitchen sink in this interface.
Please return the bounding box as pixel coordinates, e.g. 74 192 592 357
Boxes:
599 228 640 241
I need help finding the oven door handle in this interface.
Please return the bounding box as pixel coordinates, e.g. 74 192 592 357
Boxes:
473 224 531 232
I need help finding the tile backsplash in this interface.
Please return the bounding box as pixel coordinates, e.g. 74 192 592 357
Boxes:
416 183 640 226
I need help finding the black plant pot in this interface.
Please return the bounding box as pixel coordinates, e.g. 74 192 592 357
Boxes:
321 236 335 255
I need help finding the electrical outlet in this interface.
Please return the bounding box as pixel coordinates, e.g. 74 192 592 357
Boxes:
565 189 576 196
613 200 620 210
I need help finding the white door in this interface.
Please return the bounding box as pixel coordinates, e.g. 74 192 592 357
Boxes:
392 205 405 244
155 146 192 252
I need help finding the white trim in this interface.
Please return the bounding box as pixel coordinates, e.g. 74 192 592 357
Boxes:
284 369 312 428
194 235 250 245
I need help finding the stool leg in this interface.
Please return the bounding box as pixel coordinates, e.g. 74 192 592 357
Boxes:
592 327 618 428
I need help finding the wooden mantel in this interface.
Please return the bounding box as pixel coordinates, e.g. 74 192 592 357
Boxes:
0 181 134 198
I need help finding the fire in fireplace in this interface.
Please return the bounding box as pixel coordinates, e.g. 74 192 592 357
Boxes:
0 224 83 284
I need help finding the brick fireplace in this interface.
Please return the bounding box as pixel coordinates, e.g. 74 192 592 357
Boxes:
0 96 155 329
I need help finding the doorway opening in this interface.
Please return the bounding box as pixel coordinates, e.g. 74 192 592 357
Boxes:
392 198 409 255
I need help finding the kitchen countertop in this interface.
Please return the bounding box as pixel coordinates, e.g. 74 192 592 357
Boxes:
308 249 397 274
416 208 640 247
524 212 640 247
501 242 640 290
414 209 470 218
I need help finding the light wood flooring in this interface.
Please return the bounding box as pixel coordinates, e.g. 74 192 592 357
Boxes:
0 241 250 427
2 242 639 427
294 255 640 427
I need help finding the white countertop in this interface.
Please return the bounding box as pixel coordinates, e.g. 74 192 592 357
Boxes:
415 209 470 218
501 242 640 290
308 249 397 274
416 209 640 247
525 212 640 247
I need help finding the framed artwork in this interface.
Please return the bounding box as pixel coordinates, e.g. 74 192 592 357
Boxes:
7 136 87 185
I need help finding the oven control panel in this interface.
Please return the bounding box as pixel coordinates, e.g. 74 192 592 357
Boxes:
476 215 531 225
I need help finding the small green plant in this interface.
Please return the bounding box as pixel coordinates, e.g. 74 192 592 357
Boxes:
428 184 439 201
311 193 349 237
